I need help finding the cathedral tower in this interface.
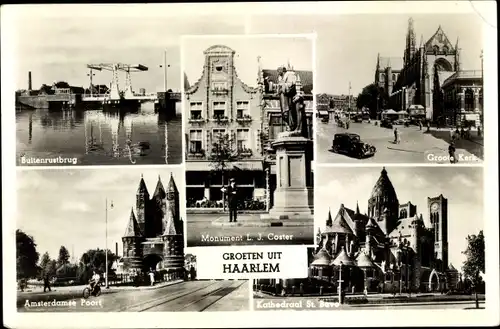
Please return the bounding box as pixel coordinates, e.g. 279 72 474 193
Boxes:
152 175 167 237
162 174 184 277
136 174 149 236
428 194 449 272
404 18 417 67
367 168 399 235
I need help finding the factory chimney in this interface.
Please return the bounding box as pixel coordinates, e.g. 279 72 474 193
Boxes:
28 71 32 91
115 242 119 257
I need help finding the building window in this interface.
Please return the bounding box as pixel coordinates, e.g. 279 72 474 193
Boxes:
236 129 250 151
212 81 227 91
190 102 202 120
213 101 226 119
236 101 249 118
212 128 226 140
380 73 385 82
392 74 396 82
189 129 203 153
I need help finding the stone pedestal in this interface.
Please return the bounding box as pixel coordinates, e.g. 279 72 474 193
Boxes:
262 132 314 222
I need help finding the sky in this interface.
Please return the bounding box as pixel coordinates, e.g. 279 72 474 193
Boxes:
182 36 313 89
16 167 185 262
11 10 483 96
315 166 484 271
247 14 484 95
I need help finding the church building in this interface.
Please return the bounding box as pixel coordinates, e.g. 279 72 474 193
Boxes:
375 18 483 127
308 167 456 293
119 174 185 281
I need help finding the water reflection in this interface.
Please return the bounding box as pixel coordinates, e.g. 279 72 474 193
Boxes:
16 102 182 165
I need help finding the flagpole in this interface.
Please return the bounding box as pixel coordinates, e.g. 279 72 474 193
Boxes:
105 198 109 289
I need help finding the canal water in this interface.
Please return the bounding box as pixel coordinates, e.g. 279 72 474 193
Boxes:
16 102 182 165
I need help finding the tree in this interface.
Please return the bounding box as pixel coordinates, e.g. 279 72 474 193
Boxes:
80 248 117 274
462 230 485 308
356 84 389 118
45 259 58 279
57 246 70 267
208 133 241 210
16 229 40 280
39 252 51 278
54 81 70 89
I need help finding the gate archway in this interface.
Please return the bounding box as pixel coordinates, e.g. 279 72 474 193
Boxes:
429 269 440 292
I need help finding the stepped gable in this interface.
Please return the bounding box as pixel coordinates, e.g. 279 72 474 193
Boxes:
123 208 142 237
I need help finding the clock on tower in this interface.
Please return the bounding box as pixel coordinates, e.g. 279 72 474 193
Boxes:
430 202 440 212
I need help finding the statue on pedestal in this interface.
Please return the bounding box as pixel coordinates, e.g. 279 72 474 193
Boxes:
276 65 307 138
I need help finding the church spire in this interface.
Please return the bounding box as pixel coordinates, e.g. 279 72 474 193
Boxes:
326 208 333 227
454 37 461 71
405 17 417 65
356 201 360 214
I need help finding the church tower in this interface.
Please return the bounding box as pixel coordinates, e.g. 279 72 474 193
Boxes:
122 208 144 271
367 167 399 235
152 175 166 237
162 174 184 278
404 18 417 67
136 174 149 236
428 194 449 272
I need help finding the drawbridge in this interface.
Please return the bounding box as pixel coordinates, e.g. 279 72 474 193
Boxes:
82 63 158 103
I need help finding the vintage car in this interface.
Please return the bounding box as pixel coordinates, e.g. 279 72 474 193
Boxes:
380 119 393 129
353 115 363 123
331 133 376 158
392 119 405 125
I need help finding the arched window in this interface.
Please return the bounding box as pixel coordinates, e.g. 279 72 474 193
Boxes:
392 74 396 82
442 46 449 55
433 45 439 55
465 88 474 111
380 73 385 82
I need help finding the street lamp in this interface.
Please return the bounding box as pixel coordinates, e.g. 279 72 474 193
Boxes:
338 262 344 304
105 198 113 289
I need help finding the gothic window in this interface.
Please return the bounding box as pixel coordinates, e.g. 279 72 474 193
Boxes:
442 46 449 55
392 74 396 82
465 89 474 111
433 46 439 55
380 73 385 82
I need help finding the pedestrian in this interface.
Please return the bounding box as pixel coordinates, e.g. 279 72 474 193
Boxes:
43 274 51 292
148 268 155 286
426 121 430 132
394 128 400 144
227 178 238 223
448 142 457 164
419 120 422 130
449 127 454 142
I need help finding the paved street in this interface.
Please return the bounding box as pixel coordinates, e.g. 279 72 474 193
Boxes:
316 121 484 164
19 280 249 312
254 295 485 311
187 213 314 247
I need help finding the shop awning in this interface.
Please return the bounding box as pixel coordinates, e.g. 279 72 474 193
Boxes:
185 161 263 171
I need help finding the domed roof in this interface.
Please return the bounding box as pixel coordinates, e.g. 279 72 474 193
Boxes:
370 167 397 201
331 247 356 267
311 249 332 266
356 252 375 268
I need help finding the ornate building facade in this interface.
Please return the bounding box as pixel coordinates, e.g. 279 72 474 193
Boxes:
310 168 455 293
376 18 481 124
120 174 185 280
184 45 314 206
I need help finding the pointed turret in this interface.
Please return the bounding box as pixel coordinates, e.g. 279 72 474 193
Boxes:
331 246 356 267
153 175 166 199
137 174 149 195
123 208 142 237
167 173 178 193
326 208 333 227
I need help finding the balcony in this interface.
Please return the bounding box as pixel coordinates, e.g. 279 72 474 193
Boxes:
237 147 253 158
212 115 229 124
187 149 206 159
188 114 206 124
236 114 253 125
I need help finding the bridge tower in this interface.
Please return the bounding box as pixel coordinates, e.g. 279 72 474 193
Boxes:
109 64 121 100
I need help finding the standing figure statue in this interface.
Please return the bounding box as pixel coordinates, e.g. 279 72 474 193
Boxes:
276 66 308 138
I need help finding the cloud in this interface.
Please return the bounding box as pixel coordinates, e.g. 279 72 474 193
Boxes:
60 201 91 213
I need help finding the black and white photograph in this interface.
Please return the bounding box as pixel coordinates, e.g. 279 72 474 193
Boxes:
182 35 315 247
13 11 253 166
253 166 485 310
312 14 484 164
16 168 249 312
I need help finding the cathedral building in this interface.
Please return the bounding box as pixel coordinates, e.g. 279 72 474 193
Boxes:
375 18 482 127
120 174 185 280
310 168 455 293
